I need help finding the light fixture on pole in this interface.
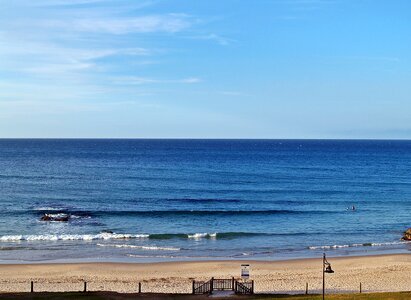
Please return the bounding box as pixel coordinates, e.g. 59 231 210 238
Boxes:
322 253 334 300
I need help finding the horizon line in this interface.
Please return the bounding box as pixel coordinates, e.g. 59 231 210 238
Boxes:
0 137 410 141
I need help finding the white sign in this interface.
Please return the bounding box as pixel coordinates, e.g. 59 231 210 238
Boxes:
241 264 250 280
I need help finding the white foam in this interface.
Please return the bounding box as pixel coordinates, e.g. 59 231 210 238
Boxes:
127 254 176 258
33 207 61 211
309 241 411 250
0 233 149 242
45 213 68 218
187 233 217 239
188 233 207 239
97 243 180 251
70 215 90 219
309 244 350 250
370 241 410 246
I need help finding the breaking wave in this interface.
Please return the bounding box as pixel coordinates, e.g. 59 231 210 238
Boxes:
96 243 180 251
29 209 338 217
0 231 336 243
0 231 274 242
308 241 411 250
0 233 149 242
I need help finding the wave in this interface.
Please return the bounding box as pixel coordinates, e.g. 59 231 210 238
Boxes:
0 231 334 243
308 241 411 250
0 231 271 242
33 207 63 211
150 232 282 239
0 233 149 242
150 231 331 239
148 233 189 239
96 243 180 251
188 233 216 239
29 209 337 217
127 254 178 258
165 198 242 203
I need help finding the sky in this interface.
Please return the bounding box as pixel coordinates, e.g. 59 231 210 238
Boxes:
0 0 410 139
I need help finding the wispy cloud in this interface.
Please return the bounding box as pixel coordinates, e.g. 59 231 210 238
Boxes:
0 37 152 76
113 77 202 85
190 33 234 46
0 0 232 135
218 91 250 97
23 0 154 8
180 77 202 83
40 14 192 34
32 0 106 6
0 0 195 83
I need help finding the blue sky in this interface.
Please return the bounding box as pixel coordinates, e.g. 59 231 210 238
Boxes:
0 0 410 138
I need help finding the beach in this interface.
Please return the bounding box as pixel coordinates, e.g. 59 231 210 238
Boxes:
1 254 411 294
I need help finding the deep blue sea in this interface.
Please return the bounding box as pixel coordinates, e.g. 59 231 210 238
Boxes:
1 139 411 263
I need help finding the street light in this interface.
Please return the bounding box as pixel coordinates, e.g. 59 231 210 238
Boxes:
322 253 334 300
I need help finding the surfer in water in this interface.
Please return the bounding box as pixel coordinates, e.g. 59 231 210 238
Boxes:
346 205 356 211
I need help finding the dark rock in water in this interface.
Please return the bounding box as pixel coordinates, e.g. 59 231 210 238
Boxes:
40 213 69 222
402 228 411 240
101 230 114 234
40 215 51 221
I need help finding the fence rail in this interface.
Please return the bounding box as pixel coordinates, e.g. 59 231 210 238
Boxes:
192 280 212 294
212 278 234 291
235 280 254 294
0 279 368 295
192 278 253 295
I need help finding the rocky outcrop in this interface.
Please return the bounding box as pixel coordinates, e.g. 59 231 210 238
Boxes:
40 213 69 222
402 228 411 240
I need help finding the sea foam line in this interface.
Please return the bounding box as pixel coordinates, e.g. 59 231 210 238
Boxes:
97 243 180 251
308 241 411 250
0 233 149 242
187 233 217 239
0 231 251 242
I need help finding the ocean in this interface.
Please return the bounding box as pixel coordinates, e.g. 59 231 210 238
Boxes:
0 139 410 263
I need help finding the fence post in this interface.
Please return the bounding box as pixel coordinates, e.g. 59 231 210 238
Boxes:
305 282 308 294
232 277 234 291
360 282 362 293
211 277 214 293
30 281 34 293
251 280 254 294
83 281 87 292
192 280 195 294
139 282 142 293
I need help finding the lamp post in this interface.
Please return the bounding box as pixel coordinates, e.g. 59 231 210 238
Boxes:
322 253 334 300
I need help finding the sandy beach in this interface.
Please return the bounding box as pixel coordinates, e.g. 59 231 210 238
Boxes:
1 254 411 294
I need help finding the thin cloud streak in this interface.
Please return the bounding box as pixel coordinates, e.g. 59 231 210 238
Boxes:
189 33 234 46
112 77 202 85
38 14 192 34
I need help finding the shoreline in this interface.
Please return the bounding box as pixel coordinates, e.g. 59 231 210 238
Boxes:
0 246 409 265
1 251 408 265
1 253 411 294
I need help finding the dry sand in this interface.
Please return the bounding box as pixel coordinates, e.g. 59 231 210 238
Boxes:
1 254 411 294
